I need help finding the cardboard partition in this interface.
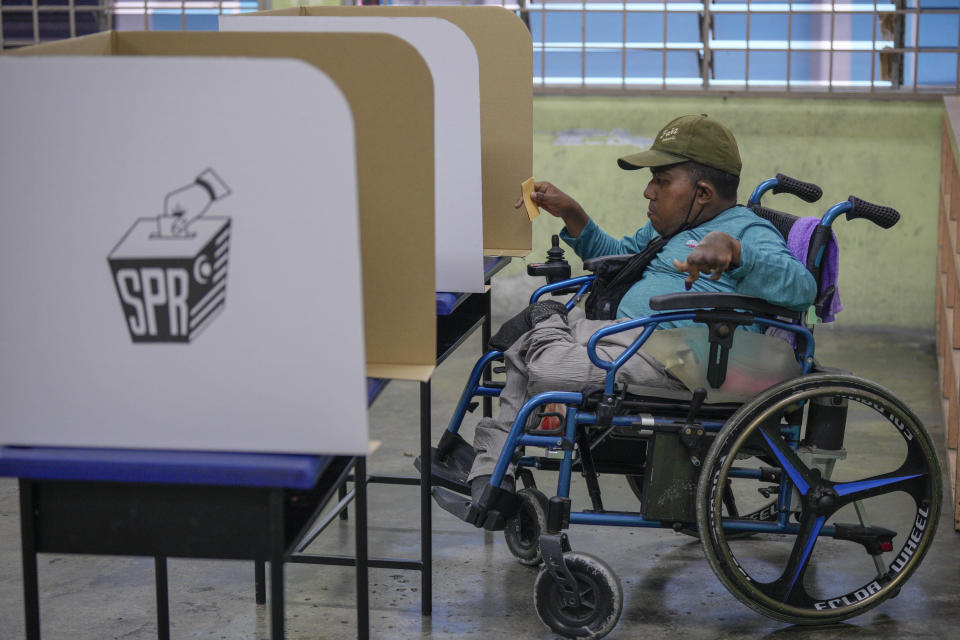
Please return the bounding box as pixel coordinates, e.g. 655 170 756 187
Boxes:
222 15 486 293
255 5 533 256
12 31 437 381
0 55 370 454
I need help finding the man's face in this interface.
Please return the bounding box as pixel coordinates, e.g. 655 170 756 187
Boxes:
643 164 698 236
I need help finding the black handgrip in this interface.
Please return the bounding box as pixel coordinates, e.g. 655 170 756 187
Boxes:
772 173 823 203
847 196 900 229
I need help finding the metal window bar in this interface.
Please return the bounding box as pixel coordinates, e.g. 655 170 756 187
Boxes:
620 0 627 90
746 0 751 91
912 0 919 94
787 0 792 90
829 0 835 93
540 0 546 86
662 3 667 88
700 0 712 88
870 0 876 90
580 0 585 87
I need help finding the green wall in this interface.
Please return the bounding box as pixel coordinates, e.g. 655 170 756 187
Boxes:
510 96 941 330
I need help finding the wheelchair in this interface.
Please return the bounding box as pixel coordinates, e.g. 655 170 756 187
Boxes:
426 175 942 639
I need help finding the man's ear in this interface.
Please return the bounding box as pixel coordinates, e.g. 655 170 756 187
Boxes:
695 180 716 205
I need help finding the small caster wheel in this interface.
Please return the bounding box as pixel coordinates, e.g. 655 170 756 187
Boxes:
503 487 548 566
533 551 622 639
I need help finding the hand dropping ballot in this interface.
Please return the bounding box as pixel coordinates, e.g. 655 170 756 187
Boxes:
108 169 232 343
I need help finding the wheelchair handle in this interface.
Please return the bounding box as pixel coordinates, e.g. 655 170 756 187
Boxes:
748 173 822 205
772 173 823 203
846 196 900 229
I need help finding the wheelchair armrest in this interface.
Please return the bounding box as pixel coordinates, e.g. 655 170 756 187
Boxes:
582 253 631 273
649 292 801 321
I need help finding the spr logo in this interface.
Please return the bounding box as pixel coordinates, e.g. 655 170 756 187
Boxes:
108 169 231 343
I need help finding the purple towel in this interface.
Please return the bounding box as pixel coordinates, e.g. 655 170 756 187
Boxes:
787 217 842 322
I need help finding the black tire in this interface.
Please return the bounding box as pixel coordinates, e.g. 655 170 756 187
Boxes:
533 551 622 639
696 373 941 625
504 487 548 566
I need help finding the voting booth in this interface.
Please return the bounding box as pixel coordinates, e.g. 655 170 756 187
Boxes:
6 30 439 382
249 5 534 258
221 14 486 293
0 28 441 640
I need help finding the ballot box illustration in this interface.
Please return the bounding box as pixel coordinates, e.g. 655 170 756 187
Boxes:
108 169 232 343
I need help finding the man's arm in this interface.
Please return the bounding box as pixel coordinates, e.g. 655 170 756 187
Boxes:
673 226 816 310
515 181 655 261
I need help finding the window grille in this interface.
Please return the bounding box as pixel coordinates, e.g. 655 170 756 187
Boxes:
111 0 262 32
1 1 110 49
3 0 957 95
390 0 960 95
0 0 263 50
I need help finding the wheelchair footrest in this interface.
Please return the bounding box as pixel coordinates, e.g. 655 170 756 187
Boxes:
432 485 475 521
414 432 476 496
431 484 521 532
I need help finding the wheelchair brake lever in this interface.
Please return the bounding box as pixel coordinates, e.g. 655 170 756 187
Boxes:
679 388 709 467
684 388 708 426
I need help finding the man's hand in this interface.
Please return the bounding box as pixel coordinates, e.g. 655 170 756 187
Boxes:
514 181 590 237
672 231 742 289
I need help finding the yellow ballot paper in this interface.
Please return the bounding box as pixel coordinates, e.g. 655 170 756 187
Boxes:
521 177 539 221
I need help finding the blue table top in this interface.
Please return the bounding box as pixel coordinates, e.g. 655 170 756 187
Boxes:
0 447 335 489
0 378 387 487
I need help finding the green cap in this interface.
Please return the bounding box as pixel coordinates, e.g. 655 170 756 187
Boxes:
617 114 741 176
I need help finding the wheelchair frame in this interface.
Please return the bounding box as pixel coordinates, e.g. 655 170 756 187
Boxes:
433 176 941 639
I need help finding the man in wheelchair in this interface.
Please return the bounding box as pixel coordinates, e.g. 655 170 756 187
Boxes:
464 114 816 503
423 114 941 639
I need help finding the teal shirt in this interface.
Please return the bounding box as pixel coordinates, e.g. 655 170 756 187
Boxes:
559 205 817 329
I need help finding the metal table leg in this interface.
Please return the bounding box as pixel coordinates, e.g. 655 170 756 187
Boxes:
155 556 170 640
268 493 285 640
482 288 493 418
255 559 266 605
354 457 369 640
19 480 40 640
419 380 433 616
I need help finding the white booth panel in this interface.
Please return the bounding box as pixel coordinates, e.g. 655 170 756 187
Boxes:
0 57 369 455
220 15 485 293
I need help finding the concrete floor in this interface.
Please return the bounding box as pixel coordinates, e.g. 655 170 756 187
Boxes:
0 325 957 640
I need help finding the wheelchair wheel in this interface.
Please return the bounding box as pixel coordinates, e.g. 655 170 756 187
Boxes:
696 373 941 625
533 551 622 639
504 487 548 566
